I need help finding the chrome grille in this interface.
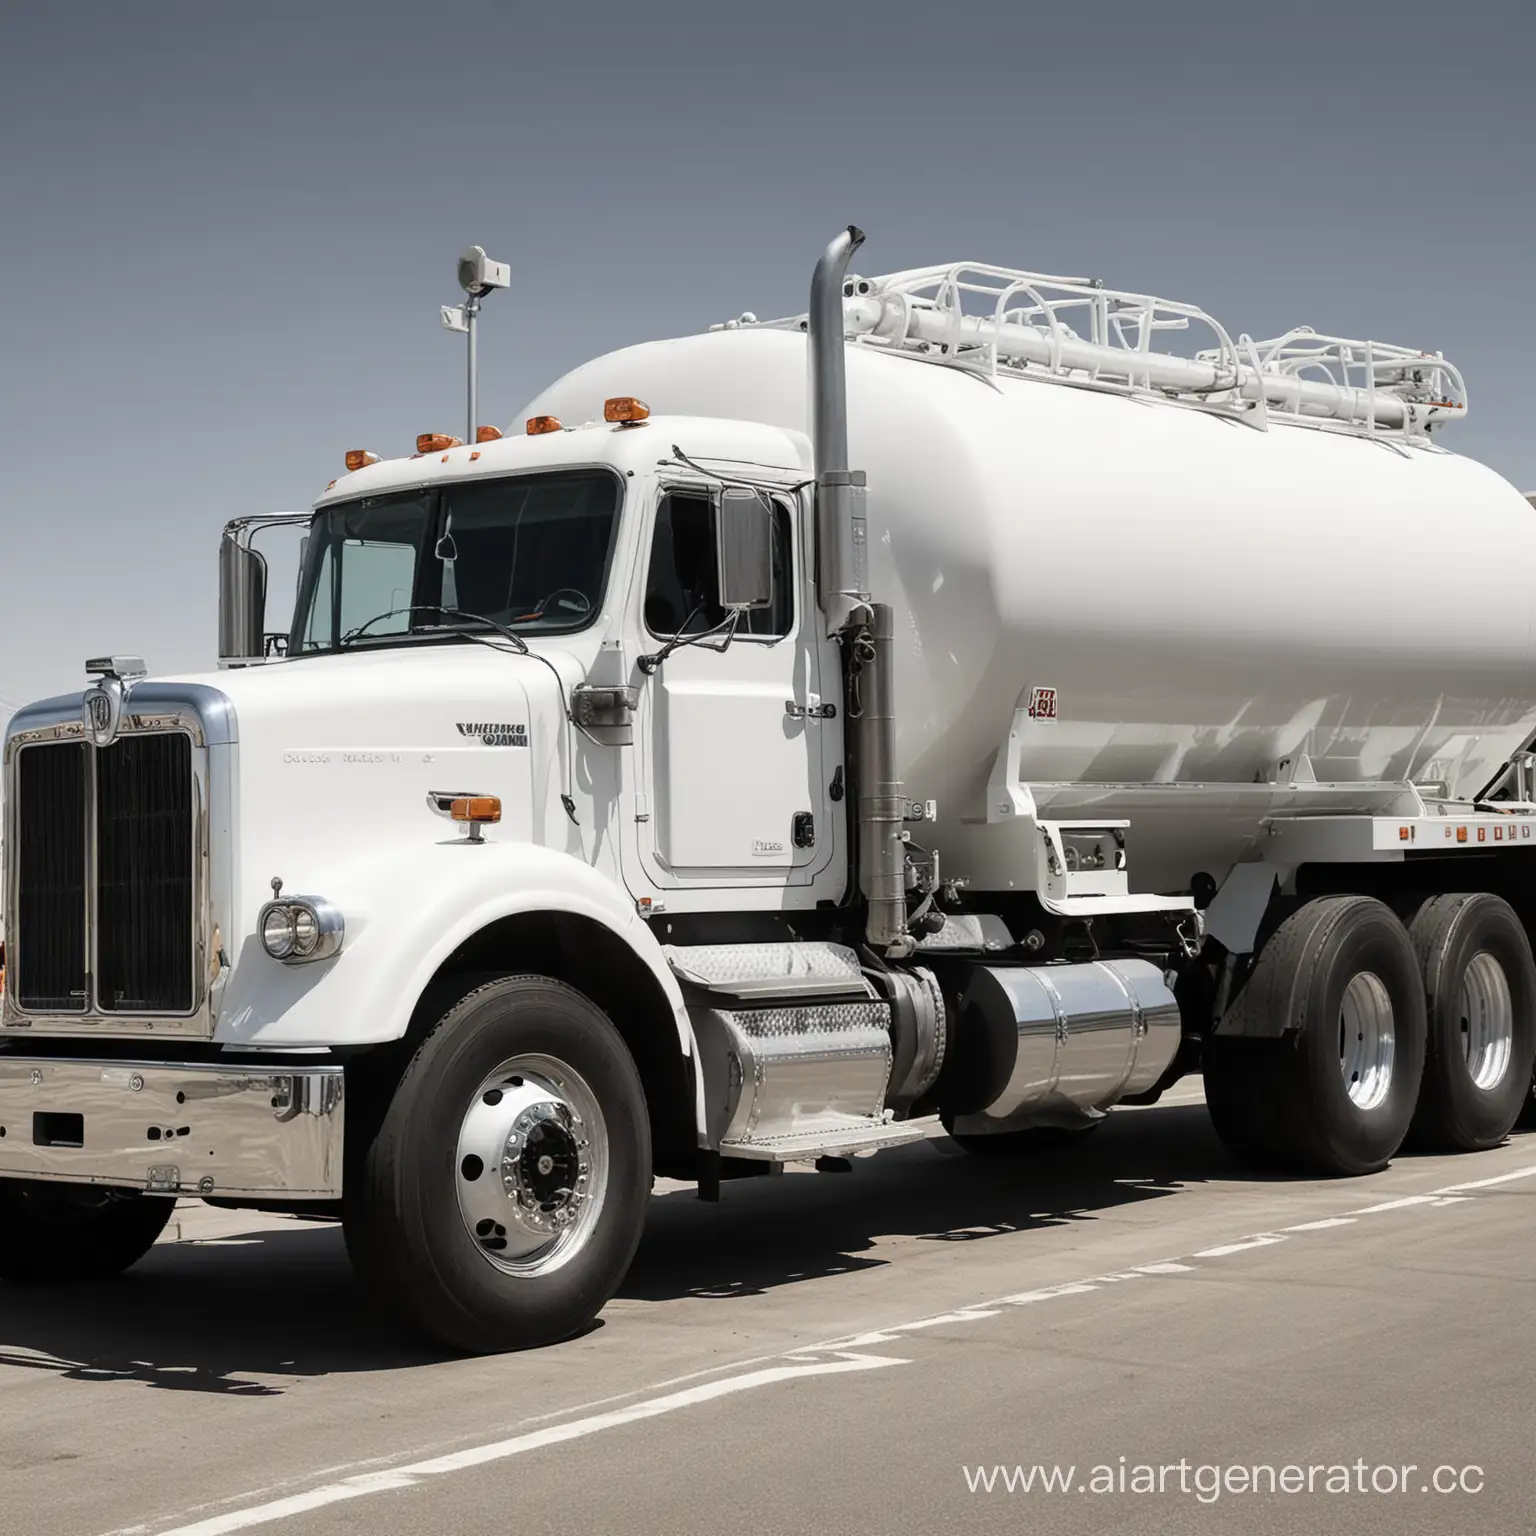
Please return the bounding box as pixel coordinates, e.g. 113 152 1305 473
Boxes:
14 742 89 1011
10 731 196 1016
96 734 195 1011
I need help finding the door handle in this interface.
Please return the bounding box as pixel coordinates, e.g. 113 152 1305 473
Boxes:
785 700 837 720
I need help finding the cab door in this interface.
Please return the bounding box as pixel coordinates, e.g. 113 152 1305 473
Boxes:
633 484 833 888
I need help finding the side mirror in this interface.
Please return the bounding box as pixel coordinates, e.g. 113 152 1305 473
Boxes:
218 526 268 664
714 486 773 610
218 512 314 666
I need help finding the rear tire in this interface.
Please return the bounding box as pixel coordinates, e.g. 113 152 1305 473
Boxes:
345 975 651 1354
0 1182 173 1283
1407 893 1536 1150
1204 896 1425 1176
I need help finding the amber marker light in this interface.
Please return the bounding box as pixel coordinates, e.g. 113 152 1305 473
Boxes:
451 795 502 823
526 415 563 436
475 425 503 443
345 449 381 471
604 396 650 425
450 795 501 843
417 433 464 453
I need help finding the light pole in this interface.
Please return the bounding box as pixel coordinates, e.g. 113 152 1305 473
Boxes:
441 246 510 442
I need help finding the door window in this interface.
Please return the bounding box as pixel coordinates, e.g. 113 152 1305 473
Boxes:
643 491 792 639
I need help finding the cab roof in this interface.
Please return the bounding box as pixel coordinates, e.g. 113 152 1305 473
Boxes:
314 413 811 509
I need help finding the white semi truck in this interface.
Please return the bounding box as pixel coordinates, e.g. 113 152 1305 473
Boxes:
3 229 1534 1353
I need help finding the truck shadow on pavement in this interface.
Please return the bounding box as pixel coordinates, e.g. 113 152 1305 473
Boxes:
0 1100 1241 1395
621 1101 1232 1302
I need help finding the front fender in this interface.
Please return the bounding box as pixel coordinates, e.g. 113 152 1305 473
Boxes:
214 840 692 1062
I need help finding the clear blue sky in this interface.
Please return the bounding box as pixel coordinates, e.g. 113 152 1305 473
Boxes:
2 0 1533 713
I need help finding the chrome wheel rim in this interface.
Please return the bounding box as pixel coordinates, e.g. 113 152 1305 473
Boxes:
455 1054 609 1276
1339 971 1395 1111
1459 952 1514 1092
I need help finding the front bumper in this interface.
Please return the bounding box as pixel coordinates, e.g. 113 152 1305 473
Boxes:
0 1058 344 1199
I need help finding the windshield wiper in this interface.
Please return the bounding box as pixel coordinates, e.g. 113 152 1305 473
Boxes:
338 605 529 654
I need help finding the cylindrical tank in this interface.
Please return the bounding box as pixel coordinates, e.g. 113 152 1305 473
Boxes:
523 328 1536 888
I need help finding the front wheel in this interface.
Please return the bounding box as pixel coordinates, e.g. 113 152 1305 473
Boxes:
0 1182 173 1283
345 975 651 1354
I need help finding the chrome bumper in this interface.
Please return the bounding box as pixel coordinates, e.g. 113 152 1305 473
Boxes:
0 1058 344 1199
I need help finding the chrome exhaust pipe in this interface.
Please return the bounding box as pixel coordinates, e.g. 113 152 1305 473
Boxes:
810 227 910 958
809 225 870 620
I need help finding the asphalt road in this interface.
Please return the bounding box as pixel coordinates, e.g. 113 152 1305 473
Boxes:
2 1083 1533 1536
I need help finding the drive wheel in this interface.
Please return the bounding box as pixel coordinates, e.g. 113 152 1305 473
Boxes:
0 1182 173 1283
345 975 651 1354
1205 896 1425 1176
1408 893 1536 1150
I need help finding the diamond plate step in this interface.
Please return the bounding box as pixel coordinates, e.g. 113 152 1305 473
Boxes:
720 1117 934 1164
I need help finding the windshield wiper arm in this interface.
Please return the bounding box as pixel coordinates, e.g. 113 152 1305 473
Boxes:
338 605 529 653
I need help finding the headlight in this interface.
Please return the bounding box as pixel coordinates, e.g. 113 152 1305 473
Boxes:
258 897 344 965
291 906 319 957
261 906 297 960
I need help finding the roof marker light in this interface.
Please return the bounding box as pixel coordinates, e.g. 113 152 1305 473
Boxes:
526 415 563 436
417 433 463 454
604 396 650 425
475 425 503 443
345 449 381 472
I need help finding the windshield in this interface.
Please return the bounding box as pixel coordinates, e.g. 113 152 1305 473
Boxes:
291 469 621 653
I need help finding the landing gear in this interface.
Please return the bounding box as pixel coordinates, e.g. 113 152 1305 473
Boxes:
0 1182 173 1283
344 975 651 1354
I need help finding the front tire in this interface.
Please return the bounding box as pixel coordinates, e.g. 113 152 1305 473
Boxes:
345 975 651 1354
0 1182 173 1283
1408 893 1536 1150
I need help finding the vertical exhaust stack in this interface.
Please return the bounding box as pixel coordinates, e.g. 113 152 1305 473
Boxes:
810 226 871 624
809 226 911 958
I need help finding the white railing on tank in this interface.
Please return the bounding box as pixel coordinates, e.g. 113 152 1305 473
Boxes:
718 261 1466 444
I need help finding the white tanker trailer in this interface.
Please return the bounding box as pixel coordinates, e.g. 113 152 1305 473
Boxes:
1 229 1533 1354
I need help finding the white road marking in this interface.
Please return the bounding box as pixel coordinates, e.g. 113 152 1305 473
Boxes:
1432 1163 1536 1195
129 1353 908 1536
1133 1261 1194 1274
885 1309 1001 1332
998 1282 1102 1305
1193 1234 1287 1257
1350 1194 1443 1214
1282 1217 1357 1232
